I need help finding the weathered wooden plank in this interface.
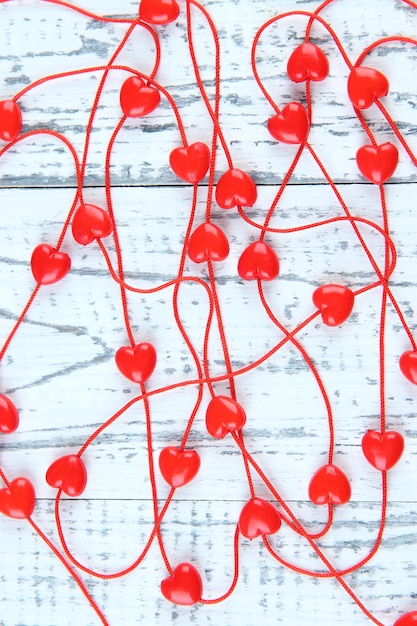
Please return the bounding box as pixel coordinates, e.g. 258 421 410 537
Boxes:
0 184 416 503
0 499 416 626
1 1 417 624
0 0 416 186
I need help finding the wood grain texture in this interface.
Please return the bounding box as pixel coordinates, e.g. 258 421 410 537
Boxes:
1 500 417 626
0 0 416 186
1 1 417 625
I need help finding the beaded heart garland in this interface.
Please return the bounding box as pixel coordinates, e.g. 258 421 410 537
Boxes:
0 0 417 624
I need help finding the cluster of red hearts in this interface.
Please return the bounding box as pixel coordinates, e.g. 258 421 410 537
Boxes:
1 0 417 624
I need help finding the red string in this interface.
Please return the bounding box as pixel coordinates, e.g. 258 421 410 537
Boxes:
0 0 416 624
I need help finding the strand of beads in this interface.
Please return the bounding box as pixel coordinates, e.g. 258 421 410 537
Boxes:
0 0 416 624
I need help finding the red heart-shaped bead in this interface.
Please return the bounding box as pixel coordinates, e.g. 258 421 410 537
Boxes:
139 0 180 24
188 222 229 264
238 498 281 539
115 342 157 383
399 350 417 385
362 430 404 471
394 612 417 626
161 562 202 605
169 142 210 184
309 464 351 505
0 100 22 142
159 446 200 488
356 142 398 185
46 454 87 496
205 396 246 439
72 203 113 245
120 76 160 118
31 243 71 285
347 66 389 110
238 241 279 281
267 102 310 144
287 42 329 83
312 284 354 326
215 169 257 209
0 394 19 434
0 477 36 519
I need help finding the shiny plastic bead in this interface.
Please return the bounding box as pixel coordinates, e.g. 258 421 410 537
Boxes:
0 100 22 142
46 454 87 496
120 76 160 117
309 464 351 505
399 350 417 385
188 222 229 263
115 342 157 384
312 284 354 326
0 394 19 434
0 477 36 519
215 168 257 209
238 498 281 539
356 142 398 184
169 142 210 183
206 396 246 439
347 66 389 109
72 203 113 245
238 241 279 281
159 446 200 488
139 0 180 25
161 562 202 605
362 430 404 471
287 42 329 83
31 244 71 285
267 102 310 144
393 613 417 626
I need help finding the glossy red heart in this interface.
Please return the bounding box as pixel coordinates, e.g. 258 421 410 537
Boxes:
31 243 71 285
287 42 329 83
309 464 351 505
46 454 87 496
161 562 202 605
267 102 310 144
347 66 389 110
169 142 210 183
356 142 398 184
0 394 19 434
312 284 354 326
0 477 36 519
394 612 417 626
159 446 200 488
0 100 22 142
205 396 246 439
72 203 113 245
238 498 281 539
237 241 279 281
399 350 417 385
115 342 157 383
120 76 160 118
139 0 180 24
362 430 404 471
215 168 257 209
188 222 229 264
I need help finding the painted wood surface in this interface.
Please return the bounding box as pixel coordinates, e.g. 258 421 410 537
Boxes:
0 1 417 625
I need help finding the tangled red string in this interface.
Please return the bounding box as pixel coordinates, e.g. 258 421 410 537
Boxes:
0 0 417 624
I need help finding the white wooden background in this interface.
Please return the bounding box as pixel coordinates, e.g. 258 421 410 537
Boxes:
0 0 417 625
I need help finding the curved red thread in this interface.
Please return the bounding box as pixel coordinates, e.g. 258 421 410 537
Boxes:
0 0 416 624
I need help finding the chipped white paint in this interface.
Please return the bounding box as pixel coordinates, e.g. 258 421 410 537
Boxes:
0 1 416 625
